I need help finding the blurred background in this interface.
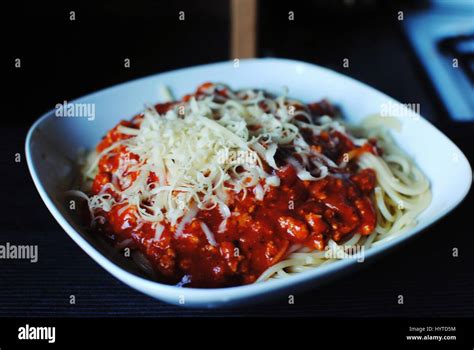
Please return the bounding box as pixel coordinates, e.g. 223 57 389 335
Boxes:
2 0 473 317
6 0 473 127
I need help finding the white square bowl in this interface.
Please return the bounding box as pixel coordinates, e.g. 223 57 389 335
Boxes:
25 58 472 307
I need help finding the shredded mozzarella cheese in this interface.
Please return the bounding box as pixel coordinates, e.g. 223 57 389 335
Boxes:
81 85 367 240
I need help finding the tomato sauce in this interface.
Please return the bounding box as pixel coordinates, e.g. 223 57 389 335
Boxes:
89 84 378 288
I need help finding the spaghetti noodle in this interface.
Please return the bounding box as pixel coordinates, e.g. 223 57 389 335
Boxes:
72 83 431 287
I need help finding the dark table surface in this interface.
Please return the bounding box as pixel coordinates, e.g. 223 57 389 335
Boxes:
1 126 472 317
2 2 473 317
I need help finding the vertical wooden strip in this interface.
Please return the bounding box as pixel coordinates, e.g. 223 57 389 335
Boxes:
231 0 257 59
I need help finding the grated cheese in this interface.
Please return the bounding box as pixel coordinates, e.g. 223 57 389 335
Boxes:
81 85 368 242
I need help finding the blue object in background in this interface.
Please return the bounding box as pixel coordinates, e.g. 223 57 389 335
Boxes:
404 0 474 122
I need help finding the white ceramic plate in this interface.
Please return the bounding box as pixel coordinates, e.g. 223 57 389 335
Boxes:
25 58 472 307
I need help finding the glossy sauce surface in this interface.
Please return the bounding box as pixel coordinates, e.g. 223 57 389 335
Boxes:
89 85 378 287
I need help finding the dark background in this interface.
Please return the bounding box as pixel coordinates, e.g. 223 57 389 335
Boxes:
2 0 473 317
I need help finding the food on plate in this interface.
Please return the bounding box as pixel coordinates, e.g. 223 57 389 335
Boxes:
70 82 431 288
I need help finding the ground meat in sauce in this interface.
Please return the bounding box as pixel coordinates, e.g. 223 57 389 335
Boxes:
89 84 378 288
